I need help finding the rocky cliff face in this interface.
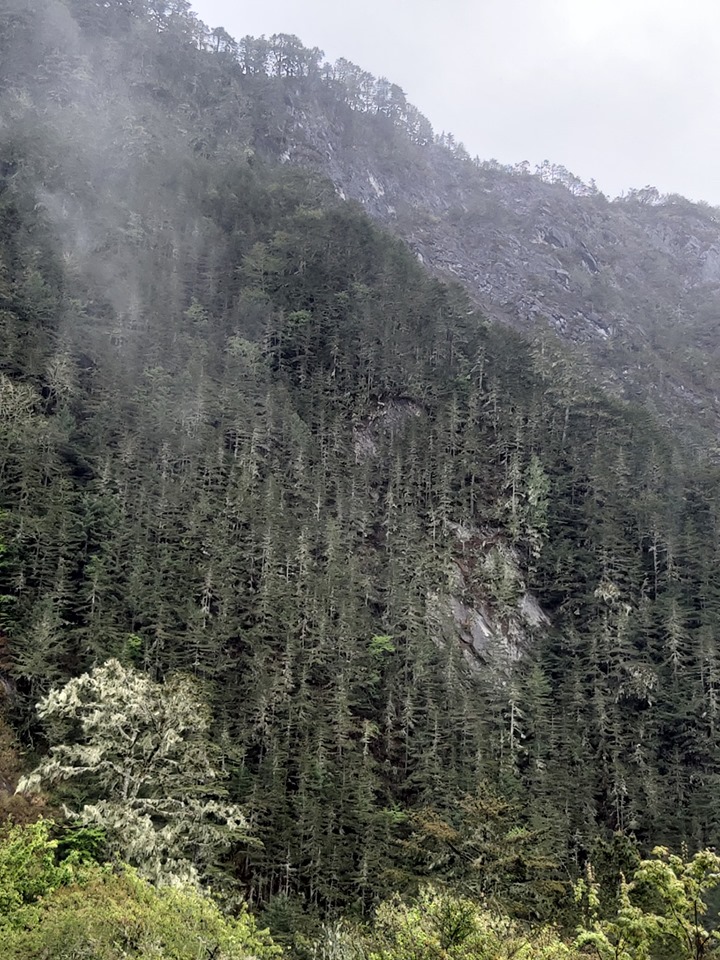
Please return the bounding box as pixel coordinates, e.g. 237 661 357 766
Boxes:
268 91 720 447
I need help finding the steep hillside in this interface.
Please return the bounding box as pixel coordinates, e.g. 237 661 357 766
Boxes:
252 77 720 449
3 0 720 919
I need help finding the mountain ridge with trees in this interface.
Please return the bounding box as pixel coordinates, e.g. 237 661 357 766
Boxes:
4 0 720 954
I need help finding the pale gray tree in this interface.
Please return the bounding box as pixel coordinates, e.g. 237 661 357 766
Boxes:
18 659 253 887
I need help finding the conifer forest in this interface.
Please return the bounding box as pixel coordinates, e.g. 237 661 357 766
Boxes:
3 1 720 957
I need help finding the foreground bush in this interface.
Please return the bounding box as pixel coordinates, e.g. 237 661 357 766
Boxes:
0 820 279 960
321 887 576 960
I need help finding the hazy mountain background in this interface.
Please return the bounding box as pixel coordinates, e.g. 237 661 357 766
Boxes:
195 0 720 207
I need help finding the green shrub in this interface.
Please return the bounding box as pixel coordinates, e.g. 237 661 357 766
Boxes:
0 820 280 960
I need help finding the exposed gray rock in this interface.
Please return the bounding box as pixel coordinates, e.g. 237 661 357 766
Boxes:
447 596 495 656
520 593 550 628
353 398 423 461
429 525 552 670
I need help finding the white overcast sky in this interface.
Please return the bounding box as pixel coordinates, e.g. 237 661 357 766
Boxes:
192 0 720 205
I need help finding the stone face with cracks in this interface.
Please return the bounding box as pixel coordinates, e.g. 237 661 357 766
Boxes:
428 532 551 675
448 596 495 656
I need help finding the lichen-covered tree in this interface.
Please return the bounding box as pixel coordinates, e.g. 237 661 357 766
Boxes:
18 660 252 886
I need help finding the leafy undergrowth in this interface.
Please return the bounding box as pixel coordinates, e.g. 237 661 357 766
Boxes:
5 820 720 960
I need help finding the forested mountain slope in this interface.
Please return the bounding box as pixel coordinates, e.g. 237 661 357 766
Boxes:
3 0 720 922
280 110 720 447
240 59 720 449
